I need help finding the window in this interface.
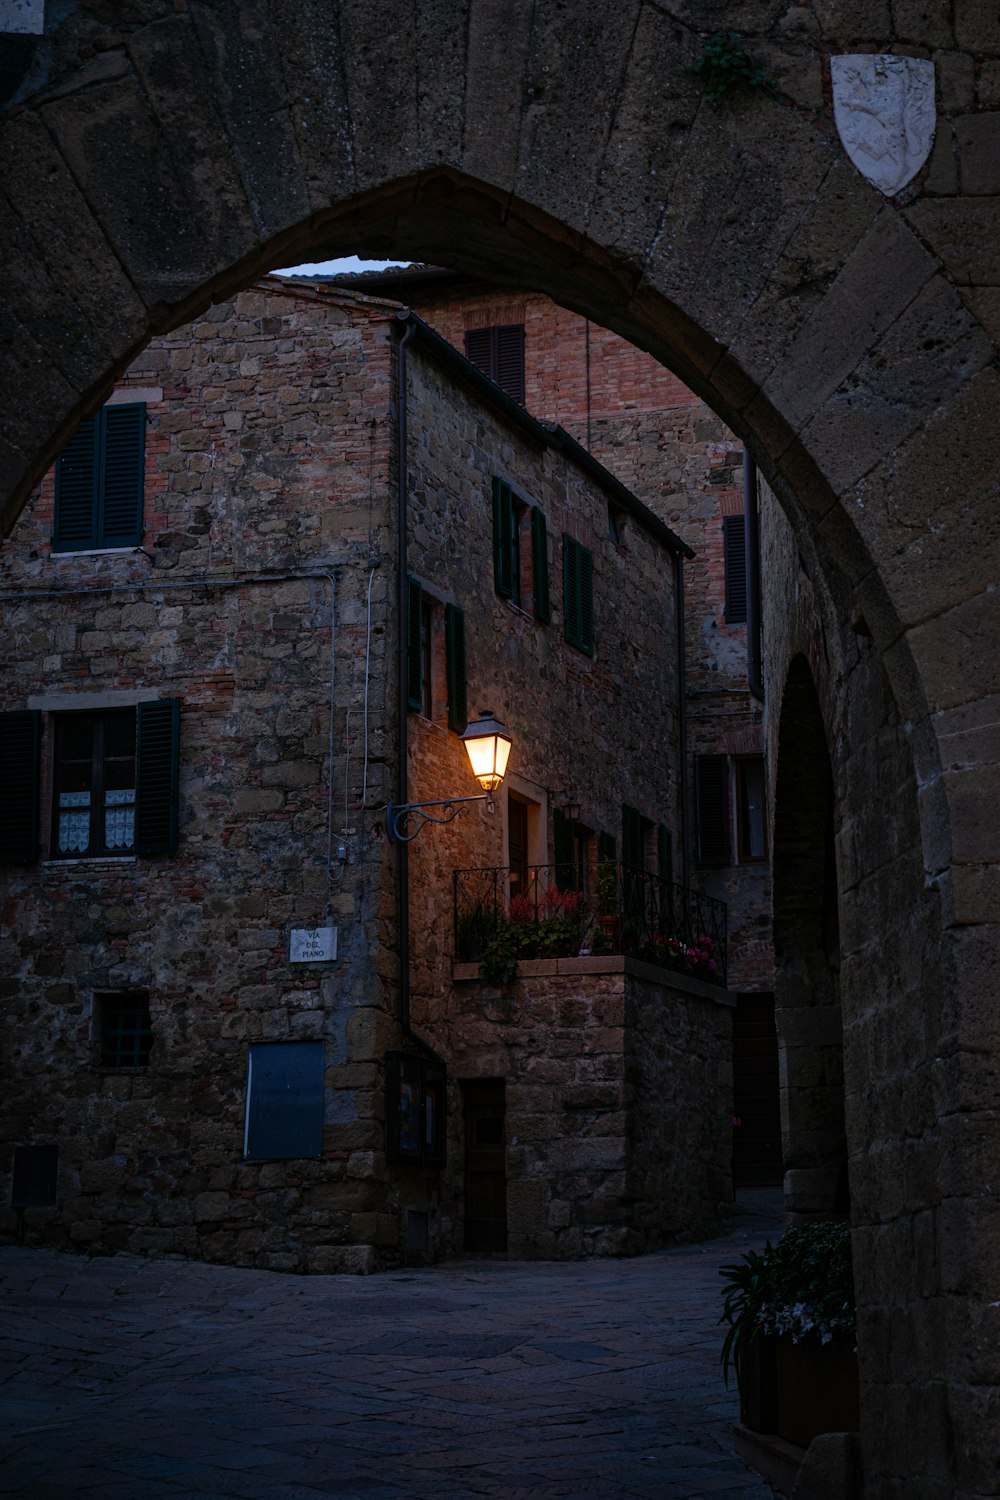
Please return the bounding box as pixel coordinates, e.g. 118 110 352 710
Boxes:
385 1052 446 1166
54 711 136 857
96 989 152 1068
54 403 145 552
464 325 525 404
553 807 592 893
736 756 768 862
244 1041 325 1160
723 514 748 624
407 579 468 732
492 479 549 623
696 754 731 865
47 701 180 859
562 534 594 655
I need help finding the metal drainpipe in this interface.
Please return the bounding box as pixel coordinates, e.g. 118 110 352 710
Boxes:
393 315 445 1062
675 553 690 888
395 316 417 1035
744 450 764 703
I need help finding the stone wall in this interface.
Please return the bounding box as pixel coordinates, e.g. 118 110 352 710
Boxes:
0 283 404 1271
398 278 773 996
402 335 685 1029
441 957 733 1259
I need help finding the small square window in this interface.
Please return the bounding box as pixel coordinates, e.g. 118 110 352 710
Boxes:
96 989 152 1068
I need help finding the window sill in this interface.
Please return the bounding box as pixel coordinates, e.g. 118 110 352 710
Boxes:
49 547 146 559
43 856 137 867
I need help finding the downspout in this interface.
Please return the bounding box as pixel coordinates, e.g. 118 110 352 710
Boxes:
675 554 690 887
744 450 764 703
395 315 417 1036
393 314 445 1062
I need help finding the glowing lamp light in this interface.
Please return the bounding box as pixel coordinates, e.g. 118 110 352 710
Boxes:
461 711 513 794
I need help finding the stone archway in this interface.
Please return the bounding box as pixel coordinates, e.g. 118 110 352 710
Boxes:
772 654 849 1223
2 6 998 1496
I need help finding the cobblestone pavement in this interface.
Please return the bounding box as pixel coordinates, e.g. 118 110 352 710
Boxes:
0 1196 782 1500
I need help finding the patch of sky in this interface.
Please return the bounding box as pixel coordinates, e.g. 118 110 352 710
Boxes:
272 256 408 276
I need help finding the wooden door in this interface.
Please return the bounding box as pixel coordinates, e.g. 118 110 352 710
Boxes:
732 992 784 1186
508 798 529 901
463 1080 507 1252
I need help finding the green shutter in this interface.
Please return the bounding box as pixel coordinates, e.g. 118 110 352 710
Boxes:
135 699 180 855
578 544 594 655
531 508 550 623
0 711 41 864
445 603 467 733
553 807 574 891
492 477 514 598
100 403 145 547
54 415 100 551
406 577 423 711
563 534 579 647
563 535 594 654
53 405 145 552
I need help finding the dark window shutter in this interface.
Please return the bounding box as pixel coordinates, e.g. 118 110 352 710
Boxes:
495 325 525 403
553 807 574 891
657 823 673 886
406 577 423 711
135 699 180 855
622 803 644 871
100 404 145 546
493 478 514 598
464 328 492 379
464 326 525 404
0 710 41 864
563 534 579 647
445 603 467 733
54 416 100 551
578 544 594 654
563 535 594 655
697 754 730 864
531 507 550 623
723 514 748 624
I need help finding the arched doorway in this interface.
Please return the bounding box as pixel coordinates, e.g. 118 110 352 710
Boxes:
772 655 848 1221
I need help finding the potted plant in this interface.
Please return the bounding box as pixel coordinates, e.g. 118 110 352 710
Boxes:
593 861 620 947
719 1221 859 1448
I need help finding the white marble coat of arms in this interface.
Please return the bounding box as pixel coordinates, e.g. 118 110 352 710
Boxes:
831 55 936 197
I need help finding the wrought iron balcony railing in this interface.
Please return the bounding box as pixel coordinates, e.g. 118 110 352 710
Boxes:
453 862 727 987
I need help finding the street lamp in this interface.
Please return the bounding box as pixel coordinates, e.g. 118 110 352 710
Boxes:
385 711 513 842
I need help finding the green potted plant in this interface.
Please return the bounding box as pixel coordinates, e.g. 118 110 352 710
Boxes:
719 1221 858 1447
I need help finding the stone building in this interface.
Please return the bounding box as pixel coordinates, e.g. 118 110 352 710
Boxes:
0 278 734 1270
3 5 998 1492
332 267 781 1190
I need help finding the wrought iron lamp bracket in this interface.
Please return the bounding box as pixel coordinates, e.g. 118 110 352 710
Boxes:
385 794 493 843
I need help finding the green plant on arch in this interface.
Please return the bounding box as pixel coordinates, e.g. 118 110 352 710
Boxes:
691 31 771 103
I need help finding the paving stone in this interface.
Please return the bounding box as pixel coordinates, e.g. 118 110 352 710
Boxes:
0 1201 782 1498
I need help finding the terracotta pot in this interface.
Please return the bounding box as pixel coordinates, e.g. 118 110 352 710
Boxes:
775 1337 859 1447
737 1333 778 1434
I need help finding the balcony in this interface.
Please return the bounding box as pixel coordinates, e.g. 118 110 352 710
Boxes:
453 862 727 988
